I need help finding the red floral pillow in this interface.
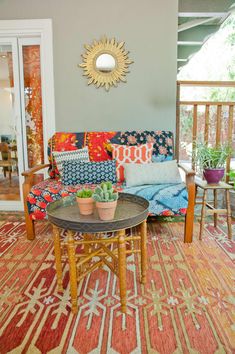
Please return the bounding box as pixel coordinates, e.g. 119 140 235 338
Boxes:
111 143 153 182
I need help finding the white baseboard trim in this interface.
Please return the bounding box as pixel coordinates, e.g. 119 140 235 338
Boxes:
0 202 24 211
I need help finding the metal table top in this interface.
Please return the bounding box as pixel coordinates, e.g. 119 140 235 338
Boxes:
47 192 149 233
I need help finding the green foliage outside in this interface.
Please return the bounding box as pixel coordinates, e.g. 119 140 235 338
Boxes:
178 14 235 162
227 170 235 189
178 14 235 101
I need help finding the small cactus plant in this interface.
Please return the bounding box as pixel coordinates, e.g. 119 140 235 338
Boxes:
93 181 118 202
76 188 93 198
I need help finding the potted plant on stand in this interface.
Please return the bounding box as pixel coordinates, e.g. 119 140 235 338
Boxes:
195 142 231 184
227 170 235 217
76 188 94 215
93 181 118 221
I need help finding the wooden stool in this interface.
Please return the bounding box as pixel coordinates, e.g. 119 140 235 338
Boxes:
195 179 233 240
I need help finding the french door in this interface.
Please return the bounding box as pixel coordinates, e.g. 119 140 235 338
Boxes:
18 38 45 172
0 37 24 210
0 20 55 211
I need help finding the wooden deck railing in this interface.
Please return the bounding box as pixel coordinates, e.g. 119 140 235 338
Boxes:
176 81 235 180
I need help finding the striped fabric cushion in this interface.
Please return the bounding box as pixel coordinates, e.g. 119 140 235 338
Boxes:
111 143 153 182
52 147 89 178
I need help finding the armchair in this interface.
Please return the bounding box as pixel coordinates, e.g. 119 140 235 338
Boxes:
21 131 195 243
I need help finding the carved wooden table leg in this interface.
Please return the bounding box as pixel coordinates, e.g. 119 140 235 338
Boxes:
83 233 91 273
140 220 147 284
226 190 232 240
84 233 91 254
118 229 127 313
67 230 78 314
214 189 218 227
53 225 63 292
199 189 207 240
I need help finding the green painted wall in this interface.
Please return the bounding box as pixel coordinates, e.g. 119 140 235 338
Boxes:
0 0 178 133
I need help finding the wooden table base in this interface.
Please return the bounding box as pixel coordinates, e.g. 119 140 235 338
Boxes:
52 220 147 314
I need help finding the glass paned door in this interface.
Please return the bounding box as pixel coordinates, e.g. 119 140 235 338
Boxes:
0 20 55 211
0 38 23 207
19 38 44 170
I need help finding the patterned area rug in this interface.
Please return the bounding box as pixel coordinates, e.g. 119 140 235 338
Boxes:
0 216 234 353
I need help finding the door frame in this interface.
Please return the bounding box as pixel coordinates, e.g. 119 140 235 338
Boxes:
0 37 24 211
0 19 55 211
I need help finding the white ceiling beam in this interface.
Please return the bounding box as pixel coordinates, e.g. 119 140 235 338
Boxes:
178 17 220 32
179 12 227 17
178 41 203 45
177 59 188 62
218 12 230 24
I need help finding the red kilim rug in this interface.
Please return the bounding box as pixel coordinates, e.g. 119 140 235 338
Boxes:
0 215 234 354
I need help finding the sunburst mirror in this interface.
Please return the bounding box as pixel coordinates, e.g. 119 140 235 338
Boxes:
79 36 134 91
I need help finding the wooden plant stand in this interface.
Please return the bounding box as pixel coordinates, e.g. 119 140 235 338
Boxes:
195 179 233 240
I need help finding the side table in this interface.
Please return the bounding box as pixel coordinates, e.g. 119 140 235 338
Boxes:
195 179 233 240
47 193 149 314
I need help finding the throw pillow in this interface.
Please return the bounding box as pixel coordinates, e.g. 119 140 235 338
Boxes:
124 160 182 187
62 160 117 185
111 143 153 182
53 147 90 178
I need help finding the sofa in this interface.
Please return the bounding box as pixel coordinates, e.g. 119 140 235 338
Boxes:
22 131 195 242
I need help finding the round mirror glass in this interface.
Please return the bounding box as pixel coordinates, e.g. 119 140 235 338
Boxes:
96 53 116 73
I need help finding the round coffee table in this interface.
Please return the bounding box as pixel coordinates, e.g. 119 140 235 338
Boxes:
47 192 149 314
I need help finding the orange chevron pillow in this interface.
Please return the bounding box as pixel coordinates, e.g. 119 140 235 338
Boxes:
111 143 153 182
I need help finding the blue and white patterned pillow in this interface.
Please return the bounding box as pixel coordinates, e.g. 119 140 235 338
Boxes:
62 160 117 185
53 147 89 178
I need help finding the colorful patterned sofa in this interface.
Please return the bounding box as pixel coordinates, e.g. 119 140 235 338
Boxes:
22 131 195 242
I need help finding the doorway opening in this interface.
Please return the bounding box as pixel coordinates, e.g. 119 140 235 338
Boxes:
0 19 55 211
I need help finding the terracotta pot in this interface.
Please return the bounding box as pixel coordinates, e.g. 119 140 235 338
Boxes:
96 200 117 221
76 197 94 215
203 168 224 184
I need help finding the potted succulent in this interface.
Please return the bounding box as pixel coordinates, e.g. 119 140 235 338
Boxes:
227 169 235 217
195 142 231 184
93 181 118 221
76 188 94 215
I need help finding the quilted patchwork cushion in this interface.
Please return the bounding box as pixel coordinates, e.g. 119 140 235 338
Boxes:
123 183 188 216
109 131 174 162
62 160 117 185
48 131 174 179
111 143 153 182
27 179 124 220
27 180 188 220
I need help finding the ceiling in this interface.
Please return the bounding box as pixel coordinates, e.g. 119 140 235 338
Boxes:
177 0 235 71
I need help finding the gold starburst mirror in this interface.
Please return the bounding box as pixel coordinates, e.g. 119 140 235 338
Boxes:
79 36 134 91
